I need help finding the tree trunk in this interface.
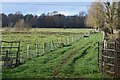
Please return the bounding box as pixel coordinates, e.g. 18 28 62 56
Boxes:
110 26 113 34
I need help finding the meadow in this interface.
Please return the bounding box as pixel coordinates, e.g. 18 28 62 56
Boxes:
1 28 107 78
1 28 91 62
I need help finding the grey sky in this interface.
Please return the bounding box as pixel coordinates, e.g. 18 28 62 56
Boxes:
1 2 92 16
1 0 93 2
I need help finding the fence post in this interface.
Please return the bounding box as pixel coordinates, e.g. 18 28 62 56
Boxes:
44 42 47 53
66 37 68 45
27 43 30 59
47 42 49 53
36 43 39 57
61 37 62 44
57 39 59 48
69 36 71 44
69 36 70 44
101 42 104 73
75 35 77 41
43 43 45 54
75 35 76 42
54 40 57 49
98 42 99 67
79 34 81 39
46 42 49 53
49 41 51 52
52 41 54 50
114 41 117 78
72 35 74 43
67 36 69 45
76 35 78 41
50 41 53 51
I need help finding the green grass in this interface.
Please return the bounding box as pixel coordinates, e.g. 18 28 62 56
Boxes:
1 28 91 62
2 32 106 78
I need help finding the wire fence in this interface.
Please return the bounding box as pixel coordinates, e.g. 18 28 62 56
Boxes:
1 31 95 67
20 31 94 63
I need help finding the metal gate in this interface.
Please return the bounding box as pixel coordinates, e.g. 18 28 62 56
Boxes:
0 41 20 68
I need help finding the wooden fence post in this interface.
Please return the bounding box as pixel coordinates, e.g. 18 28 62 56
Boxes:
77 35 79 41
98 42 100 69
76 35 77 41
27 43 30 59
57 39 59 48
66 36 68 45
79 34 81 39
47 42 49 52
72 35 73 43
64 37 67 45
44 42 46 53
49 41 51 52
69 36 71 44
50 41 53 51
72 36 74 43
52 40 55 50
61 37 63 44
114 41 117 78
75 35 77 41
43 43 45 54
44 42 47 53
35 43 39 57
54 40 57 49
101 42 104 73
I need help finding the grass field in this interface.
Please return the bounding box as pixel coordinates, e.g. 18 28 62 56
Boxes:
2 30 104 78
1 28 92 62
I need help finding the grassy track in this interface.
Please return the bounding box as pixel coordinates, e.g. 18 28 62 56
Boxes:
2 32 104 78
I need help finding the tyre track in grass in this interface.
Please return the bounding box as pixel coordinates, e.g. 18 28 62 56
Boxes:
2 35 92 78
58 43 95 77
71 33 100 67
2 33 102 78
52 33 100 77
40 42 81 64
52 37 94 77
60 34 101 78
39 46 73 64
70 42 97 64
73 43 99 78
38 37 83 64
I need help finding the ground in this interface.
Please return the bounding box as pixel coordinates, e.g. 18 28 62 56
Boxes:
2 31 104 78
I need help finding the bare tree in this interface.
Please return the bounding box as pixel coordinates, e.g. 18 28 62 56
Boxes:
86 0 119 40
103 1 118 34
86 1 104 30
14 19 25 32
14 19 31 32
115 1 120 29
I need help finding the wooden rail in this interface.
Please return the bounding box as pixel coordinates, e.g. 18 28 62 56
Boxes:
98 41 120 78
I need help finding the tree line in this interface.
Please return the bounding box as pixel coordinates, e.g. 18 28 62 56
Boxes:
1 11 87 29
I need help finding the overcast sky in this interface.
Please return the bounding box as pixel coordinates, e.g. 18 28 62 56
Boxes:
1 0 94 2
1 2 92 16
1 0 94 16
1 0 118 16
